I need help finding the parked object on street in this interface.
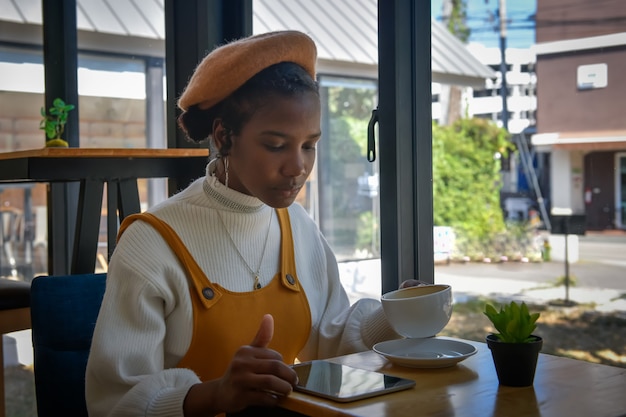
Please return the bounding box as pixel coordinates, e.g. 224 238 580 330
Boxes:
504 197 535 222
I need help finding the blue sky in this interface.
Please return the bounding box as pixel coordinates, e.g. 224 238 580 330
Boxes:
431 0 536 48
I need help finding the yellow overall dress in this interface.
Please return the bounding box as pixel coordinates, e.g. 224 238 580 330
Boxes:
118 208 312 382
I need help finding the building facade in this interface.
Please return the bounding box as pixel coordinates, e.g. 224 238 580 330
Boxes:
443 44 537 137
531 0 626 230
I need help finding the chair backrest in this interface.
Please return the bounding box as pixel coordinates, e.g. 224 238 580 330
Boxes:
33 205 48 248
30 273 106 417
0 208 23 244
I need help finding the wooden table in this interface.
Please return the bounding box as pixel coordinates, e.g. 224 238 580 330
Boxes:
0 148 209 274
279 339 626 417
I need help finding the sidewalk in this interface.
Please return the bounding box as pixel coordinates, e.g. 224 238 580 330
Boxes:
436 272 626 313
339 259 626 314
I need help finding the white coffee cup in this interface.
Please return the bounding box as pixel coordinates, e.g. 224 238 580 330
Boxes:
381 284 452 338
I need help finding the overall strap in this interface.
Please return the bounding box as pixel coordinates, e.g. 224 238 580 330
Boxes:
118 213 222 308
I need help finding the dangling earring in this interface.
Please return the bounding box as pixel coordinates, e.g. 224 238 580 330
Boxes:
224 156 229 188
211 153 221 179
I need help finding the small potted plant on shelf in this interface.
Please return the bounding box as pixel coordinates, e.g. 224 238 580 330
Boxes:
484 301 542 387
40 97 75 147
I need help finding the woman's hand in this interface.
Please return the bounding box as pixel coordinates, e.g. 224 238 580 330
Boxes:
183 314 298 416
398 279 431 289
216 314 298 411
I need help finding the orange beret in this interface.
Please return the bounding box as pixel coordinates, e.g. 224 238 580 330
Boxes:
178 30 317 111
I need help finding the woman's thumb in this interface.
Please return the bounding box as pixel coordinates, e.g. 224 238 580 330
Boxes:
250 314 274 348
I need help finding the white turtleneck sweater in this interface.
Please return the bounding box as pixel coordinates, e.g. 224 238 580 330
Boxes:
85 163 398 417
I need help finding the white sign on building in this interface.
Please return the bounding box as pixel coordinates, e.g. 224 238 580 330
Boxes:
577 63 608 90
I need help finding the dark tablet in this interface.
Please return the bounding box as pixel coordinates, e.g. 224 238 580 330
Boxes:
291 360 415 403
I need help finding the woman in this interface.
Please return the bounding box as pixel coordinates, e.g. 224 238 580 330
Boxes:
86 30 412 417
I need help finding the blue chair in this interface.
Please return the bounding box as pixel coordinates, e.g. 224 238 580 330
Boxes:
30 273 106 417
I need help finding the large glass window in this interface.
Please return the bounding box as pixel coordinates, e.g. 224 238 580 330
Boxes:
431 0 626 371
0 48 154 153
317 76 379 262
0 47 164 278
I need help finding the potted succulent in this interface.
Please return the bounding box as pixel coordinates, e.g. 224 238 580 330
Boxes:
40 97 75 147
484 301 542 387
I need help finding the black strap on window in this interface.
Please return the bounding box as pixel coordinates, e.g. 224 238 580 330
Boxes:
367 107 378 162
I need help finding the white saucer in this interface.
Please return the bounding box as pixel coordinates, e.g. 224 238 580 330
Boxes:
373 337 477 368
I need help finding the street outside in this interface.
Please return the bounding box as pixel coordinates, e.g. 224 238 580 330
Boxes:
340 233 626 312
339 232 626 370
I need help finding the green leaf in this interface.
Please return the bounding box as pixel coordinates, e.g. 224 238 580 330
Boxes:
529 312 540 325
484 304 498 319
433 119 512 245
484 301 541 343
40 97 74 140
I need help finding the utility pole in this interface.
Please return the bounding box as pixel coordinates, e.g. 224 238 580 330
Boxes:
498 0 509 130
441 0 469 125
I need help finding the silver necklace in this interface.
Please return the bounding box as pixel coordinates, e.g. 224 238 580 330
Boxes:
215 209 272 290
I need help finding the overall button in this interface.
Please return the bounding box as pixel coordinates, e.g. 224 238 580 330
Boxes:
286 274 295 285
202 287 215 300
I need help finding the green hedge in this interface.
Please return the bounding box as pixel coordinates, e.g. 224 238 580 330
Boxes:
433 118 527 259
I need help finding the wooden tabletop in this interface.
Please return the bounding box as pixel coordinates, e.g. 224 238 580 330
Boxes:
0 147 211 274
0 148 210 183
278 338 626 417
